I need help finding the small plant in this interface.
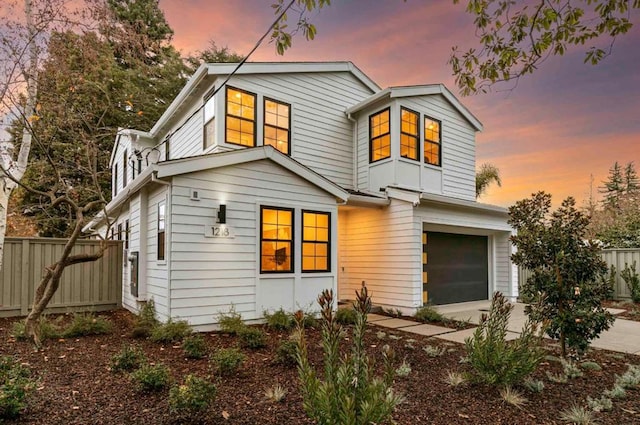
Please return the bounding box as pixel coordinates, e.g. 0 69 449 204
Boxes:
238 326 267 349
621 261 640 303
0 356 34 420
111 345 146 373
169 375 216 421
395 359 411 377
422 344 447 357
132 300 158 338
212 348 245 376
218 305 245 335
546 371 568 384
415 305 445 323
614 364 640 388
11 316 61 341
335 306 357 325
182 334 207 359
150 319 192 344
599 265 617 301
523 378 545 393
603 384 626 399
586 395 612 412
264 308 294 330
444 370 466 387
559 404 597 425
580 361 602 371
561 359 584 379
376 331 387 340
499 386 527 408
274 338 298 365
131 363 171 392
62 312 112 337
465 292 544 386
264 384 287 403
384 307 403 318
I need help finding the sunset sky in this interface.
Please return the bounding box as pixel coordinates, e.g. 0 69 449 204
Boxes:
159 0 639 208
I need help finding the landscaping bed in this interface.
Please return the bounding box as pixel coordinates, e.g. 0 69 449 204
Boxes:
1 309 639 425
604 300 640 322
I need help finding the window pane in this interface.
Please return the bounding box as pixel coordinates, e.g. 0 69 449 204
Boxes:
304 227 316 240
317 228 329 241
204 118 215 149
204 96 215 122
277 209 291 224
302 211 330 272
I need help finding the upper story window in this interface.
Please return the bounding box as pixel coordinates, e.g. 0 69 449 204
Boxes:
260 206 293 273
264 98 290 155
123 150 128 187
424 117 441 166
400 108 419 161
302 211 330 272
369 108 390 163
157 201 166 261
203 91 215 150
226 86 256 147
164 139 170 161
113 163 118 197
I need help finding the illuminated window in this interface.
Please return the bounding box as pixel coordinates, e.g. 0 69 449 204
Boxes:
203 92 215 150
424 117 441 166
264 98 290 155
260 207 293 273
302 211 330 272
225 86 256 147
369 108 390 162
400 108 419 160
157 201 165 261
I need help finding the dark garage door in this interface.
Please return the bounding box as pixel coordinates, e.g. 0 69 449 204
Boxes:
423 231 488 305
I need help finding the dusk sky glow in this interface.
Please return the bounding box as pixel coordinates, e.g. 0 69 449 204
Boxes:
159 0 639 207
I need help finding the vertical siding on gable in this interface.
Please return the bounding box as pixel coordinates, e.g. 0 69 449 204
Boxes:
339 200 422 310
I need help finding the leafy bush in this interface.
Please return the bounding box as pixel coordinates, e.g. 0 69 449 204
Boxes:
580 361 602 371
560 359 584 379
238 326 266 349
111 345 146 373
218 305 245 335
150 319 192 344
599 265 617 301
182 334 207 359
586 395 612 412
415 305 445 323
274 339 298 365
132 300 159 338
294 286 404 425
335 307 357 325
523 378 545 393
621 261 640 303
465 292 544 386
264 308 294 330
168 375 216 421
615 364 640 389
395 359 411 377
62 312 112 337
422 344 447 357
131 363 171 392
212 348 245 376
0 356 34 420
11 316 61 341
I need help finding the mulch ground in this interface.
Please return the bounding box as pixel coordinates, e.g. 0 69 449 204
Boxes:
1 309 639 425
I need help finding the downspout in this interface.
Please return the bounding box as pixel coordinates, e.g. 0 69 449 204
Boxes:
347 113 359 192
152 172 172 320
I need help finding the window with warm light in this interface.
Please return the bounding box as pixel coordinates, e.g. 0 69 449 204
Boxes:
369 108 390 162
157 201 165 261
302 211 330 272
226 86 256 147
264 98 290 155
400 108 419 160
203 92 215 150
424 117 441 166
260 207 293 273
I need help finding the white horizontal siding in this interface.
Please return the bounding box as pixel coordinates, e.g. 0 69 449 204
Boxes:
494 232 512 297
167 102 202 160
146 186 169 320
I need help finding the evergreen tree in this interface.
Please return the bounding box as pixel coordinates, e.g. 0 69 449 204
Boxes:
624 162 639 194
599 162 625 208
185 40 244 72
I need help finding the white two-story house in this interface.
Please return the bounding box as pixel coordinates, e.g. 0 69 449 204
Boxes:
85 62 516 328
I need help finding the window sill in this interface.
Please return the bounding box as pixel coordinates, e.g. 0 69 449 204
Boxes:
259 273 295 278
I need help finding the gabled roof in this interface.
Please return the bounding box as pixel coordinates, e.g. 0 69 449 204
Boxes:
109 128 153 168
157 146 350 202
148 61 381 138
345 85 483 132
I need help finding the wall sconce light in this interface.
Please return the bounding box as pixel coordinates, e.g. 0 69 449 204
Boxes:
217 204 226 224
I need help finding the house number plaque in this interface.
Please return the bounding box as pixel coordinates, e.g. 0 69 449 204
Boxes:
205 225 234 238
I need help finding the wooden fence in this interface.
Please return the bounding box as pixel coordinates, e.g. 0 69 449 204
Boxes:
518 248 640 300
0 238 122 318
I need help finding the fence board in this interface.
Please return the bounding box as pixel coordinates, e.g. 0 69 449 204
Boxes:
518 248 640 300
0 238 122 318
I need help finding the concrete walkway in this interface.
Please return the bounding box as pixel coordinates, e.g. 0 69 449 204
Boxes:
368 302 640 355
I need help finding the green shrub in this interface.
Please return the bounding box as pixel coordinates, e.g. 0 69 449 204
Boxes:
11 316 61 341
62 313 112 338
580 361 602 371
621 261 640 303
111 345 146 373
275 339 298 365
264 308 294 330
465 292 544 386
218 306 245 335
238 326 267 349
131 363 171 392
335 307 357 325
150 319 192 344
132 300 159 338
294 286 404 425
561 359 583 379
169 375 216 421
586 395 612 412
182 334 208 359
212 348 245 376
415 305 445 323
523 378 545 393
0 356 34 420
